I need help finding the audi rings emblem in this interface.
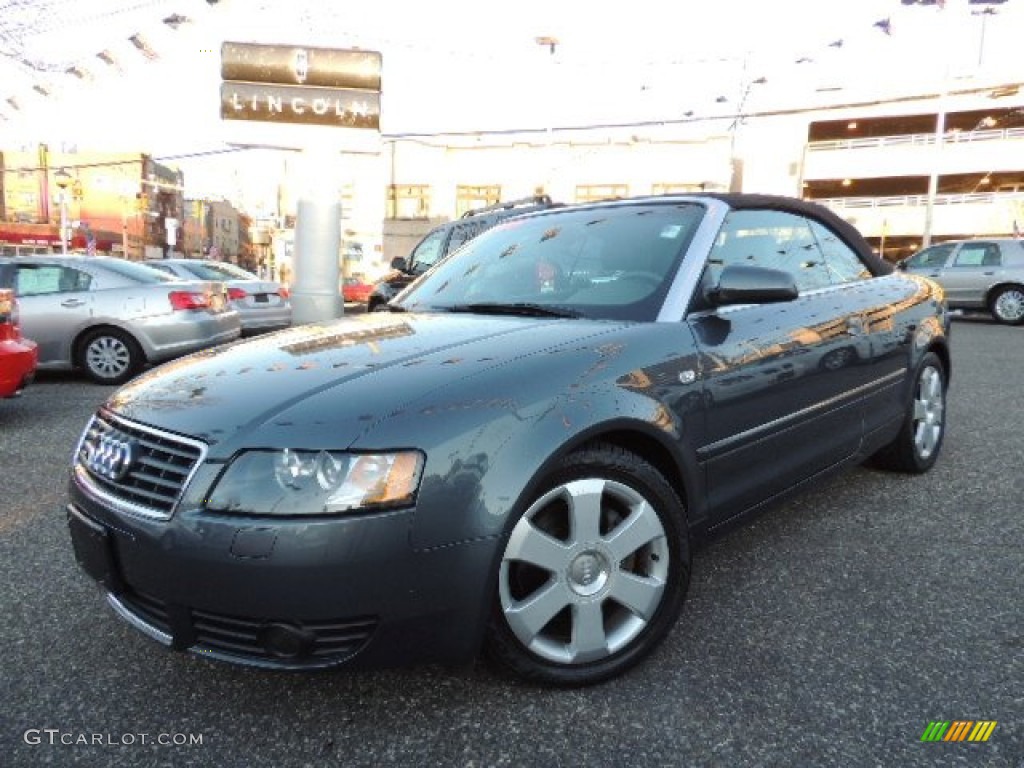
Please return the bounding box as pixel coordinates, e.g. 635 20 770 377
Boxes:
83 434 137 481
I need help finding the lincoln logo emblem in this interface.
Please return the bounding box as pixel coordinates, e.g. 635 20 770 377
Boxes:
293 49 309 83
83 434 137 482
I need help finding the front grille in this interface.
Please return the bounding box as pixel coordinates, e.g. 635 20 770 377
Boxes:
117 588 376 667
75 412 205 519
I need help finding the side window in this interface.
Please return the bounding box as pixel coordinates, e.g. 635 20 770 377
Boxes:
446 220 488 254
409 229 448 272
15 265 61 296
953 242 1001 267
706 209 831 293
62 267 92 292
809 220 872 283
905 244 954 269
15 265 91 296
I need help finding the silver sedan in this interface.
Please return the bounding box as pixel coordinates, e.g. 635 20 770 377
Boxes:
0 255 241 384
901 238 1024 325
144 259 291 334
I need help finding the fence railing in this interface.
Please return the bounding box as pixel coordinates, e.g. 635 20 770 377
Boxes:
807 127 1024 152
816 191 1024 209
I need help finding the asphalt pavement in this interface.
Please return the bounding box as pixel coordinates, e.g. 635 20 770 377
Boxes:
1 317 1021 768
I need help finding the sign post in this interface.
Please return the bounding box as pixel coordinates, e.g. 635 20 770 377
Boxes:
220 42 381 324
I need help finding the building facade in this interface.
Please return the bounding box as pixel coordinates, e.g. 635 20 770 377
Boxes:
378 85 1024 264
0 147 184 259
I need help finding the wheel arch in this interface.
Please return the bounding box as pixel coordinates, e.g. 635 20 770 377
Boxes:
514 418 703 539
926 338 951 385
984 281 1024 317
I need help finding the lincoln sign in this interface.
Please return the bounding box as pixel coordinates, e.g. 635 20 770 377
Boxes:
220 42 381 129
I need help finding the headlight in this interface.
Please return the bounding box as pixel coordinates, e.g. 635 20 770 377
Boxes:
205 449 424 516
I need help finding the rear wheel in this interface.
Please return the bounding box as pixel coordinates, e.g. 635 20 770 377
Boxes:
988 285 1024 325
485 444 689 686
872 352 946 473
77 327 143 385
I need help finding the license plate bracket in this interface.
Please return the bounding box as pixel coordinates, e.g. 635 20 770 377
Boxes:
67 506 124 593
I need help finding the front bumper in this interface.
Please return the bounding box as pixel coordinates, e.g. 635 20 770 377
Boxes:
67 475 498 671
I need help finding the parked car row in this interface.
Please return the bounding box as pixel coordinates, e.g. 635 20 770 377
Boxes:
0 256 246 384
143 259 292 335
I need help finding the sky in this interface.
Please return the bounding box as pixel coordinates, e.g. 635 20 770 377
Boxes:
2 0 1021 198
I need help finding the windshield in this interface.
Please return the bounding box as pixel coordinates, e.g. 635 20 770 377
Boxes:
396 203 704 321
98 258 176 284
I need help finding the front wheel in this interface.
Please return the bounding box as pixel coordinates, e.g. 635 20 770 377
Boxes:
871 352 946 473
77 327 143 385
989 285 1024 325
485 444 689 686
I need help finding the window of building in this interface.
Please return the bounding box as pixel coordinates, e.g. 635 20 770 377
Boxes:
456 185 501 218
387 185 431 219
651 183 705 196
340 184 355 220
575 184 628 204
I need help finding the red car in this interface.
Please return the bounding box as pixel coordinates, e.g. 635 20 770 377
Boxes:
0 288 38 398
342 276 374 303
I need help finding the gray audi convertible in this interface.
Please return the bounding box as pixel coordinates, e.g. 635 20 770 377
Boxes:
67 194 950 686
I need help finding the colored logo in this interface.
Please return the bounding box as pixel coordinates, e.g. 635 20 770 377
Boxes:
921 721 997 742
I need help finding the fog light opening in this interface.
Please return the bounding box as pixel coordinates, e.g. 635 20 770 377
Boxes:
259 623 316 659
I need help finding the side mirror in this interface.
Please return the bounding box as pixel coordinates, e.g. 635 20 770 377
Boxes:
390 256 408 271
707 264 799 306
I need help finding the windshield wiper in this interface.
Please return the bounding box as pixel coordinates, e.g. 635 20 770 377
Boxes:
441 302 582 318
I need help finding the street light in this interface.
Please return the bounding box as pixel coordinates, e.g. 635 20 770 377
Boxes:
54 168 72 255
535 36 560 196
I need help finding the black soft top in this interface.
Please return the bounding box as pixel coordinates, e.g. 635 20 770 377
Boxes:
699 193 894 277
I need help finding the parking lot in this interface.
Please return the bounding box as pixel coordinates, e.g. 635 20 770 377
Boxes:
1 317 1021 768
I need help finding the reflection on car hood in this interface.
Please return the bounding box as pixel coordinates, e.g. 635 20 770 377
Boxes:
105 312 624 456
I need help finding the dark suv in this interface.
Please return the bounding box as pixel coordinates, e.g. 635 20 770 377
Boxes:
367 195 558 311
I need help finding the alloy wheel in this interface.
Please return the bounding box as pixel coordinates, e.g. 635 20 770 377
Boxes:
912 365 944 460
498 477 670 665
86 335 132 380
992 288 1024 324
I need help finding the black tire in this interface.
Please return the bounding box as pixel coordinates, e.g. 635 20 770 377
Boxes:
77 327 144 385
872 352 946 473
485 443 689 686
988 285 1024 325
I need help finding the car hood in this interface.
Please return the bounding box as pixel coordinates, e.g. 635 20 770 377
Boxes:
104 312 626 458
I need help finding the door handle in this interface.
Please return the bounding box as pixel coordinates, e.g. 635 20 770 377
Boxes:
61 299 85 308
